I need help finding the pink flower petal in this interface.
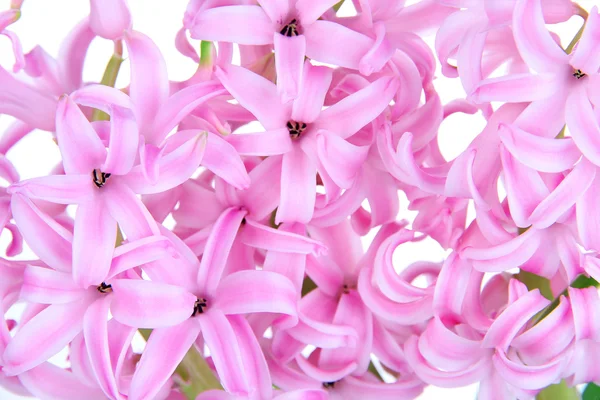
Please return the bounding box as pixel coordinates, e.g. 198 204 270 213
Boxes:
8 174 95 204
102 106 139 176
492 349 563 390
274 34 306 102
21 266 85 304
203 132 251 189
577 174 600 251
240 219 326 255
296 0 339 25
227 128 293 156
239 156 282 221
89 0 131 40
470 73 558 103
568 286 600 341
107 235 175 278
276 147 317 224
316 132 369 189
291 63 332 124
111 279 196 328
566 86 600 166
570 7 600 74
189 6 274 45
57 19 95 93
19 363 106 400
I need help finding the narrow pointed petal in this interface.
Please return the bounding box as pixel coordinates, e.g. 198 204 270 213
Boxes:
315 76 399 139
197 207 247 296
566 87 600 166
8 174 94 204
240 156 282 221
259 0 290 22
215 64 289 130
11 194 73 272
199 311 250 395
19 363 106 400
57 19 95 93
103 182 160 240
513 0 569 73
276 147 317 224
577 174 600 251
83 296 122 400
274 34 306 102
111 279 196 328
89 0 131 40
291 63 332 124
240 219 326 254
529 159 596 229
568 286 600 341
215 270 297 319
295 0 340 25
189 6 274 45
151 81 227 143
102 106 139 175
3 299 92 375
316 132 369 189
0 119 33 154
469 73 558 104
499 123 580 172
56 95 107 174
175 27 199 62
129 320 201 400
124 30 169 136
107 235 175 278
73 200 117 288
21 266 85 304
227 128 293 156
570 7 600 74
492 350 563 390
0 67 56 131
203 132 251 189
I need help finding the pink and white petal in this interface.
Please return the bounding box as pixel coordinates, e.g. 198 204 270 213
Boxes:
274 34 306 102
103 181 160 240
482 289 550 350
57 19 95 93
568 286 600 341
240 156 282 221
227 128 293 156
21 266 85 304
215 64 289 130
315 76 399 139
129 319 201 400
0 119 33 154
303 21 373 70
89 0 131 40
259 0 290 23
83 296 123 400
8 174 94 204
199 310 250 395
276 147 317 224
56 95 107 174
0 67 56 132
296 0 340 25
240 219 326 255
492 350 563 390
69 82 134 112
305 254 344 297
227 315 273 399
499 123 581 173
359 22 395 76
203 132 251 189
19 363 107 400
500 146 550 228
577 174 600 251
175 27 199 62
72 200 117 288
111 279 196 328
107 235 175 278
102 106 139 175
566 86 600 166
316 132 369 189
215 270 297 319
124 30 169 136
295 354 357 383
10 194 73 272
189 6 274 45
3 298 93 375
291 63 333 124
275 390 328 400
151 81 227 143
197 207 247 297
469 73 558 104
121 131 207 195
570 7 600 74
335 376 423 400
529 159 596 229
512 0 569 73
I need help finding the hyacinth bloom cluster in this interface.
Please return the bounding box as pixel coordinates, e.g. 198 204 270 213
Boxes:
3 0 600 399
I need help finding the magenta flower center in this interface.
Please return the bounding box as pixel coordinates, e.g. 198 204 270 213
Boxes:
192 298 208 316
573 69 586 79
92 168 111 188
96 282 113 294
286 120 307 140
279 19 300 37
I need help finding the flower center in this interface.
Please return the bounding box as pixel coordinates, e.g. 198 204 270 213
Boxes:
342 284 350 294
322 381 337 389
92 168 111 188
286 120 307 139
192 298 208 316
573 69 586 79
279 19 300 37
97 282 113 294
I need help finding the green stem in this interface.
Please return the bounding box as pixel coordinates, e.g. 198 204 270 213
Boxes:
91 41 124 121
537 380 580 400
565 5 588 55
138 329 222 399
200 41 213 66
333 0 345 12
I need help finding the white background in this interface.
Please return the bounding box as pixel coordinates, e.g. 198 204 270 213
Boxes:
0 0 596 399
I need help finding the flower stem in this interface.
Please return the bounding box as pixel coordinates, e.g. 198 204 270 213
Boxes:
138 329 222 399
200 41 212 66
91 41 124 121
536 380 580 400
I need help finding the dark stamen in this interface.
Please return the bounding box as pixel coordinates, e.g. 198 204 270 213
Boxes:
342 284 350 294
192 298 208 316
97 282 113 294
323 381 337 389
286 120 307 139
279 19 299 37
92 169 111 188
573 69 586 79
